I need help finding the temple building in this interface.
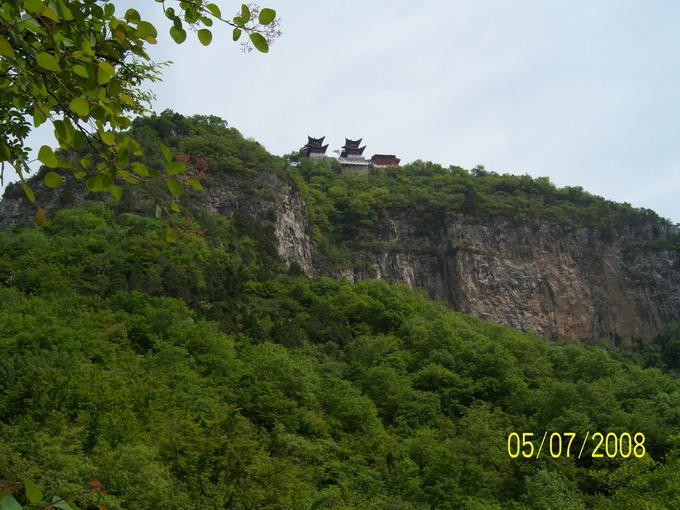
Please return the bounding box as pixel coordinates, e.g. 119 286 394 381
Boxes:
340 138 366 158
299 136 400 174
338 138 370 172
300 136 329 158
371 154 401 167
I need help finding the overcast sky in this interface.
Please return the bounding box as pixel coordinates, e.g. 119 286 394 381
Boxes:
4 1 680 223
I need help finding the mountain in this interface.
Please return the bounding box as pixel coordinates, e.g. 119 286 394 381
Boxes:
2 111 680 508
4 111 677 343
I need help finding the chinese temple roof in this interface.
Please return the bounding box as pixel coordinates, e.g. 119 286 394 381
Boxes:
307 136 326 147
301 135 329 156
341 137 366 157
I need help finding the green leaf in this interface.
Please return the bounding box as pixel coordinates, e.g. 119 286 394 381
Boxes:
171 201 181 212
110 185 122 200
51 496 75 510
160 143 172 163
97 61 115 84
55 0 73 20
41 6 60 22
241 4 250 22
166 180 184 197
232 28 242 41
165 226 177 243
38 145 58 167
116 114 132 130
106 80 123 97
187 177 204 190
114 146 129 165
73 130 86 149
24 0 44 14
101 173 113 189
0 493 22 510
155 204 162 218
89 105 106 122
206 3 221 18
23 479 43 504
259 8 276 24
132 162 149 177
125 8 141 22
22 183 36 203
197 29 212 46
99 131 115 145
36 207 45 226
136 20 157 40
72 64 89 78
33 108 47 127
52 119 74 144
120 94 134 106
44 171 62 188
0 35 15 58
115 23 128 41
166 161 185 175
170 26 187 43
69 97 89 117
36 52 61 72
100 61 115 76
249 33 269 53
0 143 11 161
107 80 121 96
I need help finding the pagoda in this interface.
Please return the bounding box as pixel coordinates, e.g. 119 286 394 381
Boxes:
298 136 400 174
340 138 366 158
300 136 329 158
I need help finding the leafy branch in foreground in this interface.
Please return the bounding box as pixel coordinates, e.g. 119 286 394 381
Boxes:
0 1 281 226
0 477 108 509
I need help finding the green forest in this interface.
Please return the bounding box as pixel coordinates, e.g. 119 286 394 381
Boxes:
1 112 680 509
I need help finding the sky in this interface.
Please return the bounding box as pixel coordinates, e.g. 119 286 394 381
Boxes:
3 0 680 223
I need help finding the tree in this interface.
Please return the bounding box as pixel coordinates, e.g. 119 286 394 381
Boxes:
0 0 281 231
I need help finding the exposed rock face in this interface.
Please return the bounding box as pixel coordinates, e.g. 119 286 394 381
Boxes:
2 174 679 342
200 172 315 275
0 171 316 275
0 180 90 229
331 215 680 342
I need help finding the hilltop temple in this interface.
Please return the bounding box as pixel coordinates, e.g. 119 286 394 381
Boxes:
300 136 329 158
300 136 400 173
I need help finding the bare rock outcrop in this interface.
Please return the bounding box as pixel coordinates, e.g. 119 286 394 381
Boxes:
332 215 680 342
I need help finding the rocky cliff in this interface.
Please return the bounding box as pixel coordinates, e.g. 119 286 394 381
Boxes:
0 170 317 275
192 173 680 342
2 169 678 343
328 215 680 342
198 171 316 275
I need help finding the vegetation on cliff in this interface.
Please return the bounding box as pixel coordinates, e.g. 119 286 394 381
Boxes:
13 110 674 254
286 147 677 255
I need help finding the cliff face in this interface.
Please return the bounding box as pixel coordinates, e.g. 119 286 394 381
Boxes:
2 172 679 342
199 172 316 275
328 215 680 342
0 171 317 276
